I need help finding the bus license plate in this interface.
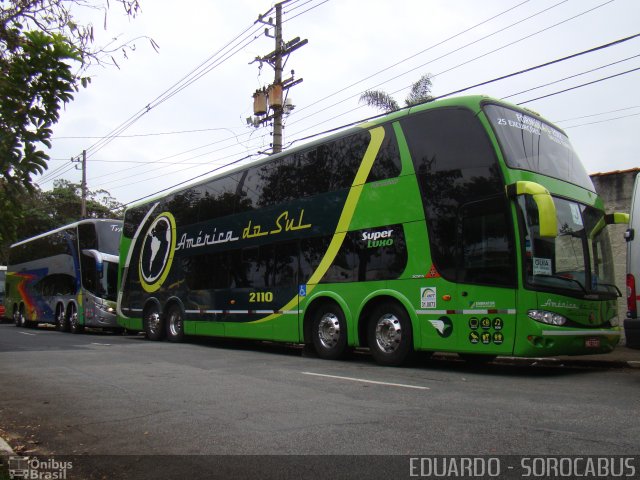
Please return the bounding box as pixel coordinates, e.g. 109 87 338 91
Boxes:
585 337 600 348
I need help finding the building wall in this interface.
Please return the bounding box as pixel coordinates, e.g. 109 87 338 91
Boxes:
590 168 639 343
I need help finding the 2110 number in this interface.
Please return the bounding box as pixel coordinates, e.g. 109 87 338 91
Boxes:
249 291 274 303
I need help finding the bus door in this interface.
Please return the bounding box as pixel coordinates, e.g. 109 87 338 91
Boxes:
454 197 517 355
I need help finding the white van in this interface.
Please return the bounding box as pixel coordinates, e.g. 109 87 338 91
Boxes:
624 174 640 348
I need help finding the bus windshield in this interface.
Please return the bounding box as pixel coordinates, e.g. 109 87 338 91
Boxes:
518 195 618 299
484 104 594 192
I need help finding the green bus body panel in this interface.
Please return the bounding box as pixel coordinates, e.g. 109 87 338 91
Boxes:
117 95 621 358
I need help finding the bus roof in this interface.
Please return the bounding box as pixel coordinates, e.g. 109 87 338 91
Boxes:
10 218 123 249
125 94 555 210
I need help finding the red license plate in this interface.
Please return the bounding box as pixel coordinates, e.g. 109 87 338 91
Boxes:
585 337 600 348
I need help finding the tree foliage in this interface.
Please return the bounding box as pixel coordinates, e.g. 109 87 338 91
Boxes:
359 74 434 113
0 0 150 260
1 0 150 190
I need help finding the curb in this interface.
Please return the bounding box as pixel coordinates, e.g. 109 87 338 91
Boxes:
0 436 14 455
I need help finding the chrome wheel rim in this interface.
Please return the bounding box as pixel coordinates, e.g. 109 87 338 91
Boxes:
317 313 341 349
69 306 78 328
169 311 182 336
375 313 402 353
147 311 161 335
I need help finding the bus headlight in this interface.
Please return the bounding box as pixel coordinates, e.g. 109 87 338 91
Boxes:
527 309 567 326
96 303 115 314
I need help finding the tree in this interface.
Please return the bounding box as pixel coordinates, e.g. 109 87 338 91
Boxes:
0 0 154 191
0 1 151 257
359 73 434 113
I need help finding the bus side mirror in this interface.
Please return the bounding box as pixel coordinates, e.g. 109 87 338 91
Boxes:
604 212 629 225
505 181 558 238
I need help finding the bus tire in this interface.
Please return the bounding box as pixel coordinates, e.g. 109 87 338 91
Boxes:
68 304 84 334
367 302 413 366
311 302 348 360
15 305 27 328
144 305 165 341
55 304 68 332
166 304 185 343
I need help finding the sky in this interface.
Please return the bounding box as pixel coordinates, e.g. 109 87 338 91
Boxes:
39 0 640 206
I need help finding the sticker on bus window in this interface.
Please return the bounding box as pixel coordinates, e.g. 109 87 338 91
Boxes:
569 203 583 227
533 257 552 276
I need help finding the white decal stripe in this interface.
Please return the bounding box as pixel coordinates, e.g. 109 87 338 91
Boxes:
416 309 517 315
181 310 301 316
541 330 622 337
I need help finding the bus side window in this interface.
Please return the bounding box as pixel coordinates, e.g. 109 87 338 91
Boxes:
459 197 516 286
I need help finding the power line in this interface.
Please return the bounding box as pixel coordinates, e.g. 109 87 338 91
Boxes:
289 0 534 120
517 66 640 104
501 53 640 100
563 112 640 129
52 126 245 140
554 105 640 123
426 33 640 101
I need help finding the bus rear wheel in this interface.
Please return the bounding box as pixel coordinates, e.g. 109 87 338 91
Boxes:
311 303 348 360
166 305 185 343
69 304 84 334
55 304 68 332
144 306 165 341
13 305 24 328
367 302 413 366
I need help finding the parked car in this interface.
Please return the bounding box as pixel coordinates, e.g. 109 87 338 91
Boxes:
624 174 640 348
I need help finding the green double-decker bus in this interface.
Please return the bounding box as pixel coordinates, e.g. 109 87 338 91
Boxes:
117 95 623 365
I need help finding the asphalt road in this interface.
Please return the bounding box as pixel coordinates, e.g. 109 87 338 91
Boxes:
1 322 639 479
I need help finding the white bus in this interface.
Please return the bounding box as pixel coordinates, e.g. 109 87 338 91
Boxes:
6 219 123 333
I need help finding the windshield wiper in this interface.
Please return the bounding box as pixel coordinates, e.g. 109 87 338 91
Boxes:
593 282 622 297
531 274 587 294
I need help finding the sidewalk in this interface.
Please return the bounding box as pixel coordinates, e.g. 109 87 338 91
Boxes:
494 345 640 369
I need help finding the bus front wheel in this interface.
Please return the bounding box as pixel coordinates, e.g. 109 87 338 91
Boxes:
367 302 413 366
166 305 185 343
144 306 165 341
311 303 348 360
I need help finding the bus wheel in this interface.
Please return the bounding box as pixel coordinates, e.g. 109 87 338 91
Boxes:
166 305 185 343
13 306 24 328
55 305 68 332
69 304 84 334
367 302 413 366
144 306 165 341
311 303 348 360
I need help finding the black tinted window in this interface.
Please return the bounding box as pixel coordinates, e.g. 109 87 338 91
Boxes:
401 107 514 285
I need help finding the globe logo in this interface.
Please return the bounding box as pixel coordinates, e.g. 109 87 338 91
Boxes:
139 212 176 292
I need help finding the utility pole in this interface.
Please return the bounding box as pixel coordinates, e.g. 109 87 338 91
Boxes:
81 149 87 218
272 3 284 153
250 0 307 154
72 151 87 218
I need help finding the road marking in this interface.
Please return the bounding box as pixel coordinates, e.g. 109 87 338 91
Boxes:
301 372 429 390
18 332 36 336
91 343 112 346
